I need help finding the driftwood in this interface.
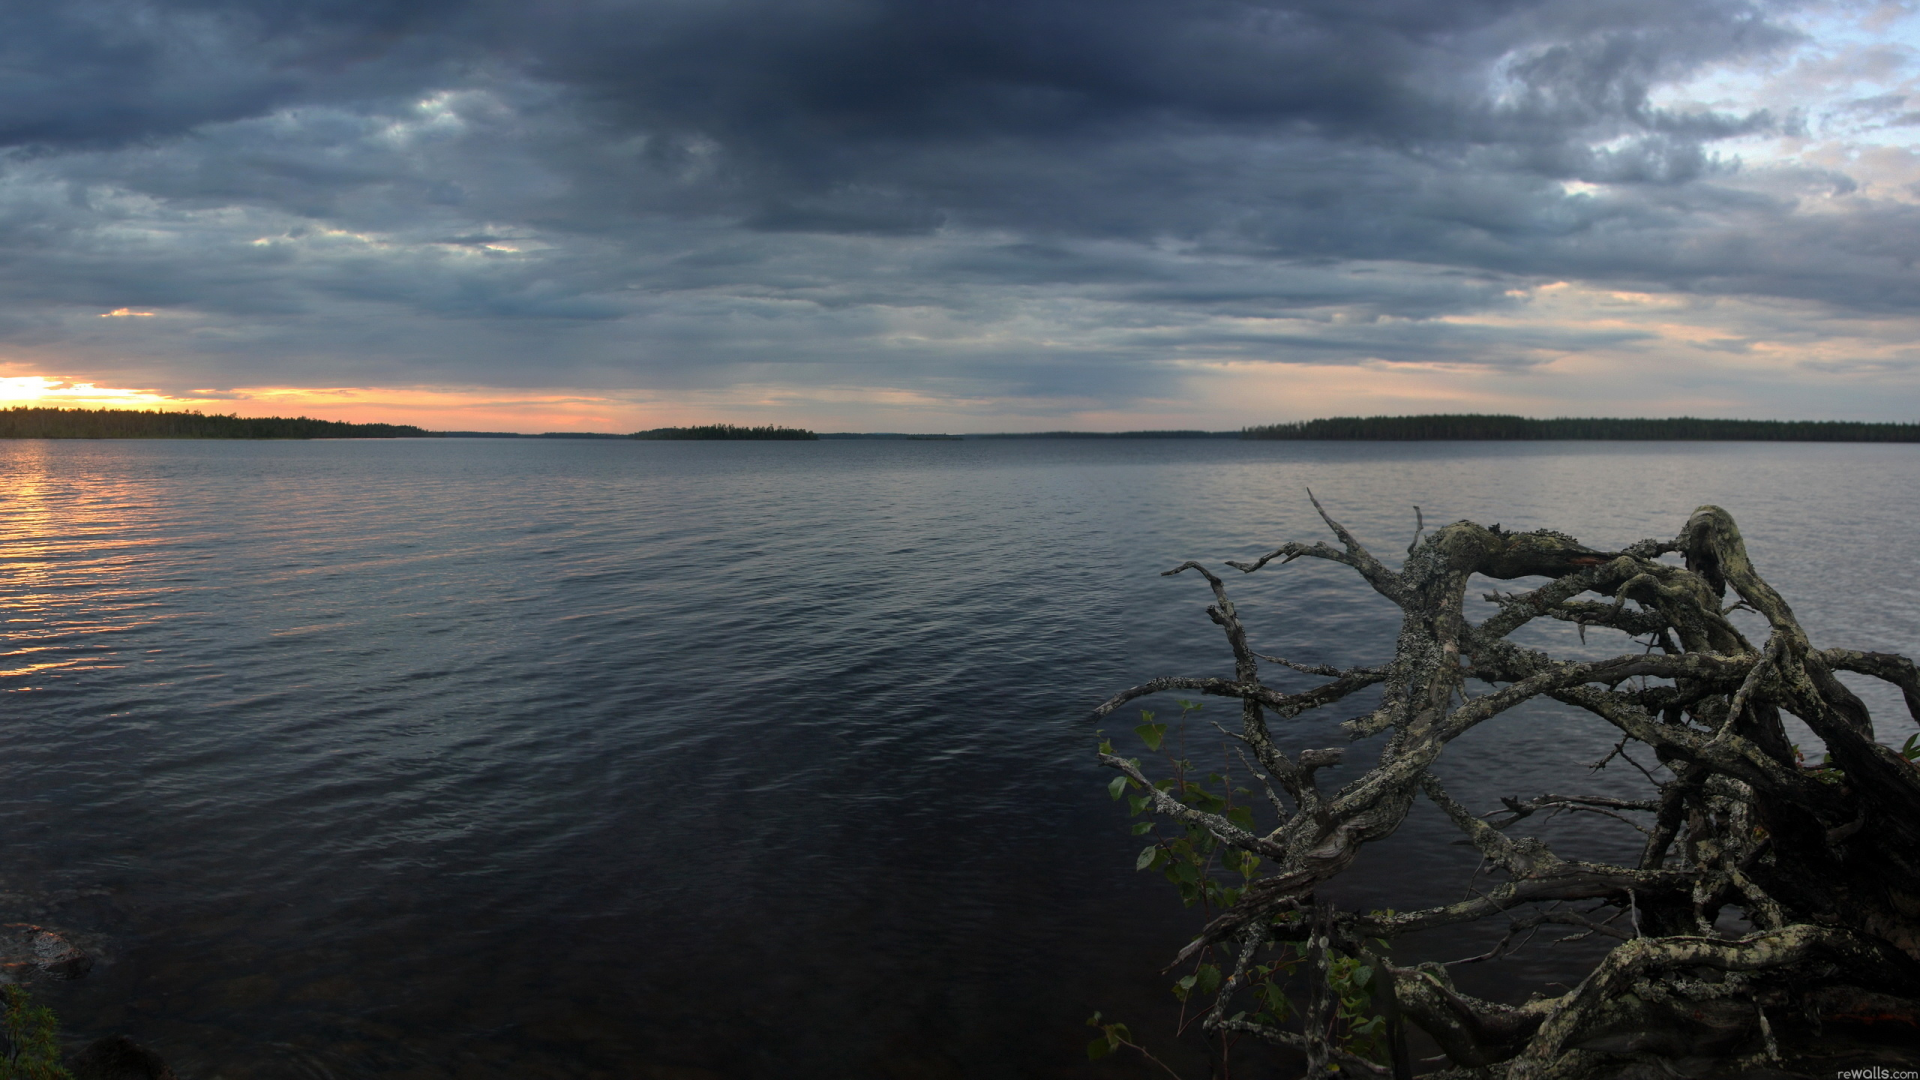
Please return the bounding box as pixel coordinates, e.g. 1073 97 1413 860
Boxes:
1095 501 1920 1077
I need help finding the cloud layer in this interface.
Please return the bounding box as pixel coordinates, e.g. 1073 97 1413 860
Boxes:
4 0 1919 428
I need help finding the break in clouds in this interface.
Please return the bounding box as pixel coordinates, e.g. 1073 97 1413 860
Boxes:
3 0 1920 424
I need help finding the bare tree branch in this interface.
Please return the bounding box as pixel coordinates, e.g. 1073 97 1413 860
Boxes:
1092 502 1920 1075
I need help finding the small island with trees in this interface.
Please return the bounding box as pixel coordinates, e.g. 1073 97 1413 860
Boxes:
630 424 818 440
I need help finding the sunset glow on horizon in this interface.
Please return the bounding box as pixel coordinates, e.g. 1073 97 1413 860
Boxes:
0 374 806 433
0 376 203 412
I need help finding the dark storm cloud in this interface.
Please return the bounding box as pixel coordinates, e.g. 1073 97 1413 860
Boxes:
0 0 474 149
520 0 1788 199
0 0 1912 414
536 0 1780 148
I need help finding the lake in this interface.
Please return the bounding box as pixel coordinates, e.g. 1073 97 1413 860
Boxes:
2 437 1916 1077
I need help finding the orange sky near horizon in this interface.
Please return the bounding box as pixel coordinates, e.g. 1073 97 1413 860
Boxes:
0 376 703 433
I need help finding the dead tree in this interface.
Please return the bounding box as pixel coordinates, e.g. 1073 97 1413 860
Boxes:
1093 500 1920 1077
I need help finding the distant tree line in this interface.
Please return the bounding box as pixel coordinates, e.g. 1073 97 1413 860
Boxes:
1242 413 1920 441
1 407 430 439
630 424 818 440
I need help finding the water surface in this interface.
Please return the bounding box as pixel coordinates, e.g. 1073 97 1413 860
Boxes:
2 438 1915 1077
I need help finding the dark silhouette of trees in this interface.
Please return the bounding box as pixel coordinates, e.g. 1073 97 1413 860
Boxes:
0 407 429 439
630 424 817 440
1243 415 1920 442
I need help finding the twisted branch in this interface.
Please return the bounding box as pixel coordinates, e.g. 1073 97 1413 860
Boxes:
1095 501 1920 1076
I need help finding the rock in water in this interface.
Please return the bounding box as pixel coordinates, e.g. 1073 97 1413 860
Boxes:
0 923 91 981
69 1036 178 1080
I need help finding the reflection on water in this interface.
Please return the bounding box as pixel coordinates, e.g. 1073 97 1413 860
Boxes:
2 445 180 687
1 438 1916 1077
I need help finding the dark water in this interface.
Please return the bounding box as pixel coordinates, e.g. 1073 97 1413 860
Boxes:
2 438 1915 1078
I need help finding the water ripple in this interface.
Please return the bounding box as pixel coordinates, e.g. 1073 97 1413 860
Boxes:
1 437 1915 1077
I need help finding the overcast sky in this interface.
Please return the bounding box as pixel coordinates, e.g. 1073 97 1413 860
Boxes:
3 0 1919 431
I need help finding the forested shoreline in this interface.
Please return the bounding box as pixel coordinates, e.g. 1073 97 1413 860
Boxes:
1 407 430 439
1242 414 1920 441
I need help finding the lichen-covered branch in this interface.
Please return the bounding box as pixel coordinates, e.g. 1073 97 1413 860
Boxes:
1093 502 1920 1077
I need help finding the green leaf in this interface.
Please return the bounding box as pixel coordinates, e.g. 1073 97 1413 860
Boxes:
1131 821 1154 835
1226 806 1254 829
1136 846 1159 871
1128 794 1151 815
1108 776 1128 800
1135 722 1168 752
1353 964 1373 988
1196 964 1221 995
1087 1037 1111 1060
